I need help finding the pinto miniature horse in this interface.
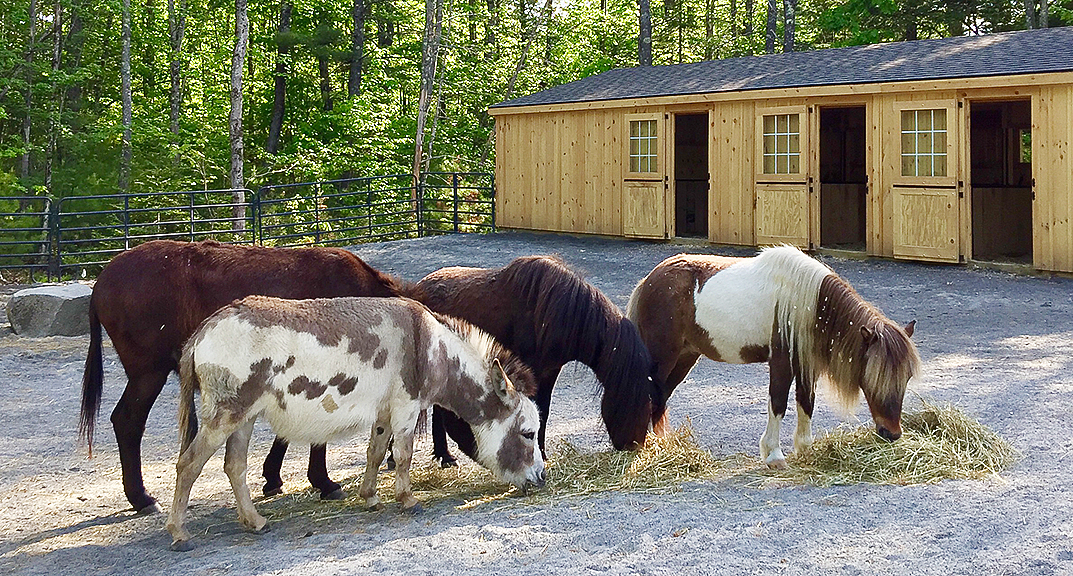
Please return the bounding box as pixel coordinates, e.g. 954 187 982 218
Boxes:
166 296 545 551
626 246 920 468
80 240 410 513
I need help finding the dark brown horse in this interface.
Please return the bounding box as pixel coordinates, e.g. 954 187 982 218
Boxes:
80 240 410 513
260 255 665 484
416 255 664 465
626 246 920 468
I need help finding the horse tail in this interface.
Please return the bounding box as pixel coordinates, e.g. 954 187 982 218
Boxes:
79 300 104 457
177 340 198 454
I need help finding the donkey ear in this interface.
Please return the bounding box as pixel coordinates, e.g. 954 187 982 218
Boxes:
860 324 876 343
492 358 515 400
903 319 916 338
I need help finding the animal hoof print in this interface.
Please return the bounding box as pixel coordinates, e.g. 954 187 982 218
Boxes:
170 539 195 552
321 488 347 501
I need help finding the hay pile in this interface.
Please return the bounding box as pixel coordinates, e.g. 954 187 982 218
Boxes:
778 399 1017 487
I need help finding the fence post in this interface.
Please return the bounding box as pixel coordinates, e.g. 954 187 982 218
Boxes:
453 172 459 233
123 194 131 251
416 177 424 238
48 199 60 281
189 191 195 242
252 188 262 245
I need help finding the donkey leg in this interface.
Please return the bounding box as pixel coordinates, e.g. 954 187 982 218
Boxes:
166 425 231 552
309 444 345 500
760 339 793 469
359 419 392 511
793 371 817 454
112 369 170 514
390 425 421 513
261 437 288 496
224 420 267 534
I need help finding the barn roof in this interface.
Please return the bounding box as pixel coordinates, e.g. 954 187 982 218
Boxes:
491 26 1073 109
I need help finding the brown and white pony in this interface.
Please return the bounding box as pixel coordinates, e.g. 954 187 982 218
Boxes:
626 246 920 468
80 240 411 513
166 296 544 551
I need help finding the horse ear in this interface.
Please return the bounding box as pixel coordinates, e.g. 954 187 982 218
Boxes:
860 324 876 343
904 319 916 338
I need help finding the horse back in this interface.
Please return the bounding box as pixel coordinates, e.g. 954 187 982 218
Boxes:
92 240 408 373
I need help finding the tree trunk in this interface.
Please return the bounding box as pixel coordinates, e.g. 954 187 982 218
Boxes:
120 0 132 194
730 0 737 38
348 0 365 97
267 2 291 155
638 0 652 66
745 0 754 38
484 0 498 61
21 0 37 182
377 0 395 47
46 0 63 195
318 54 333 112
412 0 443 206
168 0 187 165
1025 0 1036 28
704 0 714 59
230 0 249 228
782 0 795 52
1040 0 1048 27
765 0 777 54
65 3 84 114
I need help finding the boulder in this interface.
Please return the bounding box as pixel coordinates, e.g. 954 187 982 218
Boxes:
7 283 93 337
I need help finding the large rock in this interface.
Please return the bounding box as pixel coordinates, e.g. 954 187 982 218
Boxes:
7 283 93 337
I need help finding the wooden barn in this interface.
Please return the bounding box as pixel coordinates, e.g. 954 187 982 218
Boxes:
488 27 1073 272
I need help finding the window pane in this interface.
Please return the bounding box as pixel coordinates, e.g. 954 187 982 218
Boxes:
776 114 788 133
630 138 639 156
777 134 789 155
934 130 947 152
764 115 775 133
917 132 932 155
630 157 640 172
788 154 800 174
764 155 776 174
788 114 799 134
777 155 788 174
901 133 916 155
789 134 800 154
933 110 946 130
901 111 916 132
630 121 639 138
917 111 931 131
638 138 649 157
763 134 776 155
933 154 946 177
902 155 917 177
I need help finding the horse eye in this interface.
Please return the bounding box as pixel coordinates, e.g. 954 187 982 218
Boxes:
522 431 536 441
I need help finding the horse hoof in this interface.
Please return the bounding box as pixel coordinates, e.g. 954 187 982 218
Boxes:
263 485 283 497
367 502 385 512
385 459 396 471
250 522 270 535
439 457 458 469
320 488 346 501
766 458 789 470
403 503 424 515
136 502 162 516
170 539 195 552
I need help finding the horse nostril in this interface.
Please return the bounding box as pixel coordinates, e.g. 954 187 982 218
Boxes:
877 427 900 442
534 470 547 488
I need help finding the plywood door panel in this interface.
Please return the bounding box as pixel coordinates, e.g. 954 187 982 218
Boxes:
623 181 666 238
892 186 959 262
755 183 809 247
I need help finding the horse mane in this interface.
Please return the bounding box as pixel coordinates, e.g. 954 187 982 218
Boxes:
759 246 921 410
431 312 537 397
496 256 664 433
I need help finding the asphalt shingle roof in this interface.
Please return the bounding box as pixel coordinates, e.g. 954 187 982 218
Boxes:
492 27 1073 109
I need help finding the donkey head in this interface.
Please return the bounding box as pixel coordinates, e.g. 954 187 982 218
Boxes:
471 360 546 491
859 319 919 442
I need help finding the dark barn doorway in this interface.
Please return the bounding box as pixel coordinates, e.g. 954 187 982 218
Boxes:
674 113 709 238
819 106 868 251
970 100 1032 264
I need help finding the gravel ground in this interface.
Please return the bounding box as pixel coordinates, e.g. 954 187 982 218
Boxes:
1 230 1072 576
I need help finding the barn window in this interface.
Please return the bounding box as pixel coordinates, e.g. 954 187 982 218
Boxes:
762 114 801 175
629 119 659 173
900 109 948 177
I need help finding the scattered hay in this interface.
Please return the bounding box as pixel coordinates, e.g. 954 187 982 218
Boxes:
776 399 1017 487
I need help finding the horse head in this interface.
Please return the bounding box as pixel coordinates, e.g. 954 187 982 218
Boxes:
860 319 920 441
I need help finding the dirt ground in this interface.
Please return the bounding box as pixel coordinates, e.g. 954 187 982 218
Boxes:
1 231 1072 576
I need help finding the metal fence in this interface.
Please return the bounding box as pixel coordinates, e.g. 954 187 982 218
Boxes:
0 172 494 281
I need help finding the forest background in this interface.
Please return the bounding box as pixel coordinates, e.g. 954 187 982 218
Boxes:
0 0 1069 201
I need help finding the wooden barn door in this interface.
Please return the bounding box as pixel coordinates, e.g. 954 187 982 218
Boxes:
623 113 667 238
891 101 961 262
755 105 811 247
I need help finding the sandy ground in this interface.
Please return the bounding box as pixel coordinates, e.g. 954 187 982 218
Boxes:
1 231 1072 576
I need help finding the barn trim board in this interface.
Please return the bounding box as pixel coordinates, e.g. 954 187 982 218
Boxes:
490 28 1073 273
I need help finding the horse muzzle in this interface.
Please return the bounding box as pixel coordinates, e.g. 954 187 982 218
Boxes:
876 426 901 442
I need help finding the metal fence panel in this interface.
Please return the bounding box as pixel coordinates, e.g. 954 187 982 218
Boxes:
419 172 496 235
0 196 52 282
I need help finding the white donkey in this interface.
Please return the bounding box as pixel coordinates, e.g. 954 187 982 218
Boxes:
166 295 545 551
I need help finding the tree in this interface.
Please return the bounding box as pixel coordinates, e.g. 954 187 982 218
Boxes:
783 0 796 52
348 0 366 97
120 0 132 194
168 0 186 165
765 0 777 53
413 0 443 200
639 0 652 65
230 0 248 228
267 2 292 155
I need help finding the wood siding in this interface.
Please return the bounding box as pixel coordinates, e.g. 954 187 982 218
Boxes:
1034 84 1073 272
